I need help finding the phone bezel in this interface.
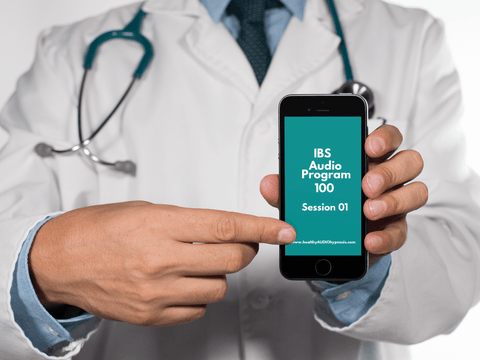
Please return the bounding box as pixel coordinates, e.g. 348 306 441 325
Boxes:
278 94 368 281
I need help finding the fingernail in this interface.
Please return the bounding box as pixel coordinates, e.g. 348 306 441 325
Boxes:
370 235 383 251
278 228 296 244
369 200 386 217
369 138 385 155
366 174 383 194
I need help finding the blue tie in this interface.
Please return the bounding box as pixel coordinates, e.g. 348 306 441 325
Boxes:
228 0 282 85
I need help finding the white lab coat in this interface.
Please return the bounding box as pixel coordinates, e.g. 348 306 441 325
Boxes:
1 0 480 359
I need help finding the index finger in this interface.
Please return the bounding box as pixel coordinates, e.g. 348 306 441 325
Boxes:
366 125 403 161
167 206 296 245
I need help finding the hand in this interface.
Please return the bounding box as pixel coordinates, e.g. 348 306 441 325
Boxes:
260 125 428 267
29 202 296 326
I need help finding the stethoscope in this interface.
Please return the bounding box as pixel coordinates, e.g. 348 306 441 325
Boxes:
35 0 378 176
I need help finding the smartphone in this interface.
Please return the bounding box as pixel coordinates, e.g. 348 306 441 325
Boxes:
279 94 368 281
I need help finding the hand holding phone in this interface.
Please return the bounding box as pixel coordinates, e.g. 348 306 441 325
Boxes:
276 95 428 281
278 95 368 281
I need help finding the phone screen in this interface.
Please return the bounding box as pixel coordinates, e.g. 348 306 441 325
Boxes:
284 116 362 256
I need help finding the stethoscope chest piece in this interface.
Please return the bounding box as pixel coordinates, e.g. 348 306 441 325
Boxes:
334 80 375 118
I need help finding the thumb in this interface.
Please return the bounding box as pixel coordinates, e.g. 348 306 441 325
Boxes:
260 174 280 209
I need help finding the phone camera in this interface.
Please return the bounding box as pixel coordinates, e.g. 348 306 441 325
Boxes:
308 108 311 111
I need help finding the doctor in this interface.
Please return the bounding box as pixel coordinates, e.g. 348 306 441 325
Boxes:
1 0 480 359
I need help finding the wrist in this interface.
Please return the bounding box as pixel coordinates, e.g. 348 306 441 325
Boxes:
28 216 68 308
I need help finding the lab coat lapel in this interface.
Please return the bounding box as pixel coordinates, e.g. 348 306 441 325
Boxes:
143 0 366 111
144 0 259 103
183 17 259 103
252 0 364 119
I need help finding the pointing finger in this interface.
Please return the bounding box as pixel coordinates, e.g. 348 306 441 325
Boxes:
159 206 296 245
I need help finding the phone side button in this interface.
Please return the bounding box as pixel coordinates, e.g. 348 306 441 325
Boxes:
315 259 332 276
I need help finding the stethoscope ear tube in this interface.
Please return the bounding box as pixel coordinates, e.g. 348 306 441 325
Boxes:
34 143 54 157
34 141 136 176
33 6 150 177
34 66 138 176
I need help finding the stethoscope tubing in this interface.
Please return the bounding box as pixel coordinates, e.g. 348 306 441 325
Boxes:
35 68 139 174
35 0 380 176
326 0 354 82
77 69 137 145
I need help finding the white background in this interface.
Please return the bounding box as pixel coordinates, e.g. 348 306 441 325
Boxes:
0 1 479 359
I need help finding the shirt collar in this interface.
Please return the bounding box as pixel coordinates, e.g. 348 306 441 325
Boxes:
199 0 307 23
142 0 365 21
282 0 307 21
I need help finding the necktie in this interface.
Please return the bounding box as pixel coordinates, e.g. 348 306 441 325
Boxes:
227 0 282 85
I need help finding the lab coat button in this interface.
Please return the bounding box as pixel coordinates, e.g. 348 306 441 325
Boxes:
247 289 271 310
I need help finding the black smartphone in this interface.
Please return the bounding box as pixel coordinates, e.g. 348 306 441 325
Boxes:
279 94 368 281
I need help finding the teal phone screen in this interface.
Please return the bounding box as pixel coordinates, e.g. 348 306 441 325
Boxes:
284 116 362 256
